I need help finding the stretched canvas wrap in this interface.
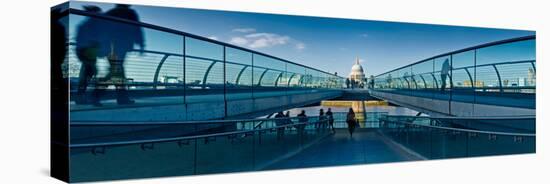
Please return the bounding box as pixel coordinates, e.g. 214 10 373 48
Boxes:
51 1 536 182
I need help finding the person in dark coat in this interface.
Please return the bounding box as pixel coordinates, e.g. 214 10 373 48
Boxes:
274 111 286 140
326 108 335 134
97 4 145 105
274 111 285 125
284 111 292 125
440 59 450 92
75 5 102 105
318 108 326 130
284 111 291 121
346 108 356 137
369 75 375 89
297 110 308 134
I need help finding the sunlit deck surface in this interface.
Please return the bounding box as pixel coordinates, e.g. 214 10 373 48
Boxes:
265 129 422 170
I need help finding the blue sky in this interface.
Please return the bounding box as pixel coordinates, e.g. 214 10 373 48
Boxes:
70 1 534 77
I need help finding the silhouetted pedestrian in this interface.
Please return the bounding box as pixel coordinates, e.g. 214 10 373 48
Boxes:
440 59 450 92
274 111 286 140
284 111 292 125
346 108 356 137
297 110 308 134
75 5 102 106
369 75 375 89
326 108 335 134
98 4 145 105
317 109 325 129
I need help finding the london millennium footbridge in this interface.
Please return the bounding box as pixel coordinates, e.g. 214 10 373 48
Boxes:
60 8 535 182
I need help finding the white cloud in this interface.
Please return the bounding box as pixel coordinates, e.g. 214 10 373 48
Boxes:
207 36 218 40
229 31 305 51
229 37 249 45
244 33 290 49
232 28 256 33
295 42 306 50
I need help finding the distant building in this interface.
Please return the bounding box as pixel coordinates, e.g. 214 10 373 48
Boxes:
528 68 535 86
349 57 366 86
463 80 484 88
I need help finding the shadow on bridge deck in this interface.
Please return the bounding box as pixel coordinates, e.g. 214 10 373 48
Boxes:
264 129 423 170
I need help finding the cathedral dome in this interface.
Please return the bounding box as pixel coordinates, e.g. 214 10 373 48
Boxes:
351 61 364 74
349 58 365 81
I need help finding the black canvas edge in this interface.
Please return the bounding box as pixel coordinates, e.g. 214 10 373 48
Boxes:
51 1 70 183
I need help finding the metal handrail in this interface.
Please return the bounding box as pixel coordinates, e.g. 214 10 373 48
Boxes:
375 35 535 77
66 8 342 79
374 59 535 90
70 116 321 126
382 114 535 120
381 115 535 136
253 112 278 129
382 119 535 137
372 86 536 92
67 43 330 88
430 116 535 120
385 59 534 80
70 120 325 148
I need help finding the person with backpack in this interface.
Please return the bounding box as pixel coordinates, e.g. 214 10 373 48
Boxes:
346 108 357 137
284 111 293 127
326 108 335 134
317 108 325 130
440 59 450 93
74 5 102 106
274 111 286 140
297 110 308 135
96 4 145 105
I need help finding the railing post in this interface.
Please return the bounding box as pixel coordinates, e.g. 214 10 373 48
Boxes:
299 123 304 150
223 46 227 118
235 66 248 85
464 68 474 89
257 69 269 86
193 136 197 175
251 54 255 98
252 131 256 169
466 129 470 157
183 36 187 104
429 126 433 159
411 75 418 89
152 54 170 90
274 72 283 87
419 75 428 89
202 61 217 89
492 64 503 93
430 73 439 91
287 73 296 87
473 49 478 94
297 75 304 87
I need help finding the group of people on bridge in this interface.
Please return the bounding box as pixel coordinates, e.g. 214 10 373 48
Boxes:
272 107 360 138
